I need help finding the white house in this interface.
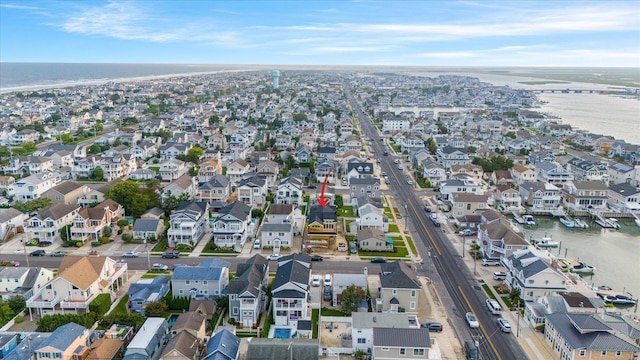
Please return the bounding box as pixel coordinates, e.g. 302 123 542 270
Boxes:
211 201 252 249
271 254 311 326
503 249 568 302
167 202 210 247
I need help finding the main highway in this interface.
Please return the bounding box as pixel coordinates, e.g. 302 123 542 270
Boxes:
344 85 527 360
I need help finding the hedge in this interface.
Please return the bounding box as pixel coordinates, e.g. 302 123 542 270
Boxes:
89 293 112 316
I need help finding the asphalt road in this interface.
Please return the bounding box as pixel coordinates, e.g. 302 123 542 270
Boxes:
344 86 527 360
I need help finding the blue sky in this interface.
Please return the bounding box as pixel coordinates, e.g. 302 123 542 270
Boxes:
1 0 639 66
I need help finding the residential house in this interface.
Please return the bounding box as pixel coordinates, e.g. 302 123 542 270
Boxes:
32 323 91 360
493 185 523 212
162 174 197 201
346 162 375 180
261 223 293 249
132 218 164 240
237 176 268 209
160 159 188 182
382 117 410 132
332 271 368 305
372 328 432 360
131 141 158 160
535 161 574 185
349 178 381 201
317 146 336 161
450 193 489 217
608 163 636 185
197 174 231 204
26 203 80 244
377 260 422 313
159 330 200 360
256 160 280 184
70 199 124 243
607 183 640 213
171 311 207 338
228 255 269 328
544 313 640 360
351 312 422 353
420 159 447 187
436 146 470 170
0 334 18 359
351 202 388 233
227 159 251 185
0 266 54 301
275 176 303 205
77 179 121 208
450 164 484 183
478 218 530 260
511 164 537 186
27 256 128 315
202 328 240 360
0 208 27 243
314 160 335 184
519 182 562 210
566 157 609 183
123 317 169 360
503 249 568 302
167 201 210 247
562 181 609 212
0 176 15 193
491 170 514 186
211 201 252 249
10 171 61 201
160 142 192 161
271 253 312 326
306 205 337 242
171 258 230 299
2 156 54 175
130 168 157 181
128 275 171 315
197 158 223 183
438 177 483 201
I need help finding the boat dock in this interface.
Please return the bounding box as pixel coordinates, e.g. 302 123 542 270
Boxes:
513 212 525 224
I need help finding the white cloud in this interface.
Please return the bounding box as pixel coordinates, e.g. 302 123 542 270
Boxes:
313 46 395 53
0 3 44 10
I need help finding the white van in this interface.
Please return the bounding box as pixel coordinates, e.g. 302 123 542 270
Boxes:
253 239 261 249
486 299 502 315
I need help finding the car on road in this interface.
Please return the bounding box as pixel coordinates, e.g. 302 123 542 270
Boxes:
397 165 403 170
122 251 139 258
421 322 443 332
481 259 500 266
312 275 321 287
424 206 432 213
370 257 387 263
381 171 387 176
267 254 281 261
29 250 46 256
430 213 438 220
465 312 479 328
151 263 168 271
394 159 399 164
486 299 502 315
432 221 441 227
407 179 413 185
50 250 67 257
383 151 389 156
307 184 317 189
162 250 180 259
311 255 323 261
497 318 512 333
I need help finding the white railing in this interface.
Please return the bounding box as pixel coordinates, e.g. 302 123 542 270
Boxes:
27 296 60 308
61 292 98 309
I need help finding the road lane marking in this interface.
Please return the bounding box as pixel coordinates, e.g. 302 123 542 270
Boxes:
459 285 502 360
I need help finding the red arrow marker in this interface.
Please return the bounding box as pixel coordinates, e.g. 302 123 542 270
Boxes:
317 168 332 207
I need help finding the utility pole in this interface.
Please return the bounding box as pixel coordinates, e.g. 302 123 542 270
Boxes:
144 237 151 271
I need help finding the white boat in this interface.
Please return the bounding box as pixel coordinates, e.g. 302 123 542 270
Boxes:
536 236 559 248
570 262 596 275
603 294 638 306
608 218 621 229
559 217 575 228
522 215 535 225
574 218 589 229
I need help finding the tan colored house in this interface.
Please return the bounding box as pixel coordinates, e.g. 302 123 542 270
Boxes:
450 163 484 183
198 158 223 183
33 323 92 360
70 199 124 243
372 328 433 360
357 227 393 252
227 158 251 185
378 261 422 313
171 311 207 339
450 193 489 217
42 180 87 205
160 330 201 360
27 256 128 315
86 338 124 360
511 163 537 186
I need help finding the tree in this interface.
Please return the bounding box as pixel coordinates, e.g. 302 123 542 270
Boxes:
285 154 296 170
161 192 192 216
13 198 52 213
87 144 102 154
215 295 229 311
426 138 437 155
293 112 307 122
91 167 104 181
0 301 13 324
105 180 159 218
467 146 477 154
340 284 366 313
7 295 25 314
334 194 343 208
11 142 37 156
144 301 167 317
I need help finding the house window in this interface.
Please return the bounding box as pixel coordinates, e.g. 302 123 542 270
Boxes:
381 347 389 351
233 307 238 315
602 351 607 356
179 290 183 294
400 348 406 355
410 301 416 310
392 289 397 295
411 290 416 298
413 349 425 356
357 338 366 344
616 351 622 356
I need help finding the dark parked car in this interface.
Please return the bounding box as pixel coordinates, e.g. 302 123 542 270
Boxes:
421 322 443 332
162 250 180 259
311 255 323 261
424 206 432 213
370 257 387 263
307 184 317 189
323 285 332 301
29 250 46 256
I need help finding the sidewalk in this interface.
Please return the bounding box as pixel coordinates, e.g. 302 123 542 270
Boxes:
382 194 421 262
189 233 211 257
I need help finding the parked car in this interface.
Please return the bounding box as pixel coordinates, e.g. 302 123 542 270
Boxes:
493 271 507 280
466 312 479 328
311 255 323 261
458 229 476 236
337 242 347 252
324 274 332 287
267 254 281 261
381 171 387 177
430 214 438 220
486 299 502 315
253 239 261 249
307 184 317 189
407 179 413 185
50 250 67 257
29 250 46 256
122 251 139 258
323 285 332 301
421 322 443 332
370 257 387 263
89 250 98 256
162 250 180 259
397 165 403 170
151 263 168 271
312 275 321 287
481 259 500 266
424 206 432 213
497 318 512 333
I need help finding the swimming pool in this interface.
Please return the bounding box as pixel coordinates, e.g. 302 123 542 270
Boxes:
273 328 292 339
167 313 180 327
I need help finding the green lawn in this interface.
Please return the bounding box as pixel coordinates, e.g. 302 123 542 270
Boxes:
261 308 273 338
359 246 408 258
393 208 402 218
111 294 129 315
337 207 354 217
312 309 319 339
320 308 349 317
141 271 171 279
406 236 417 255
201 241 238 254
388 224 399 233
392 240 405 246
482 284 497 300
346 235 355 242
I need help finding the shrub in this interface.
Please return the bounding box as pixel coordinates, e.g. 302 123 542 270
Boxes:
121 234 133 242
103 227 112 237
89 294 112 316
99 236 110 244
14 315 24 323
116 219 129 228
117 229 123 235
175 244 192 252
36 313 100 332
76 241 83 247
91 241 102 247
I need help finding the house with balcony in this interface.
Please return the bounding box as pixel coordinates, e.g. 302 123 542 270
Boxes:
41 180 87 206
227 159 251 186
0 266 54 301
26 203 80 244
272 253 312 326
351 201 389 233
449 193 490 217
493 185 523 212
159 142 192 160
197 158 223 183
520 181 562 211
167 201 210 247
566 157 609 183
131 141 158 160
27 256 128 316
127 275 170 315
70 199 124 243
10 171 61 201
228 254 269 328
420 159 447 187
450 163 484 183
377 260 422 313
32 323 92 360
352 312 422 353
503 249 568 302
346 162 374 180
171 258 230 299
562 181 609 212
162 174 197 201
608 162 636 186
436 145 470 170
2 156 54 175
511 164 537 186
607 183 640 214
438 177 483 201
211 201 252 249
275 176 303 205
256 160 280 184
349 178 381 202
197 174 231 205
314 160 336 184
307 205 337 242
237 175 268 209
159 159 188 182
478 218 529 260
10 129 39 145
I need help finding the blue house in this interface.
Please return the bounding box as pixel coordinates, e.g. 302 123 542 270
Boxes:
171 258 230 299
127 275 171 315
203 328 240 360
3 334 50 360
0 334 18 358
123 317 169 360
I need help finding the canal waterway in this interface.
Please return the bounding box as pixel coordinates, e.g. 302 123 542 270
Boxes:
520 216 640 303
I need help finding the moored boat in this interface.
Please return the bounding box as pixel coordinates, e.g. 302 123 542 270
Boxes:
522 215 535 225
574 218 589 229
603 294 638 306
536 236 559 248
559 217 575 228
570 262 596 275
